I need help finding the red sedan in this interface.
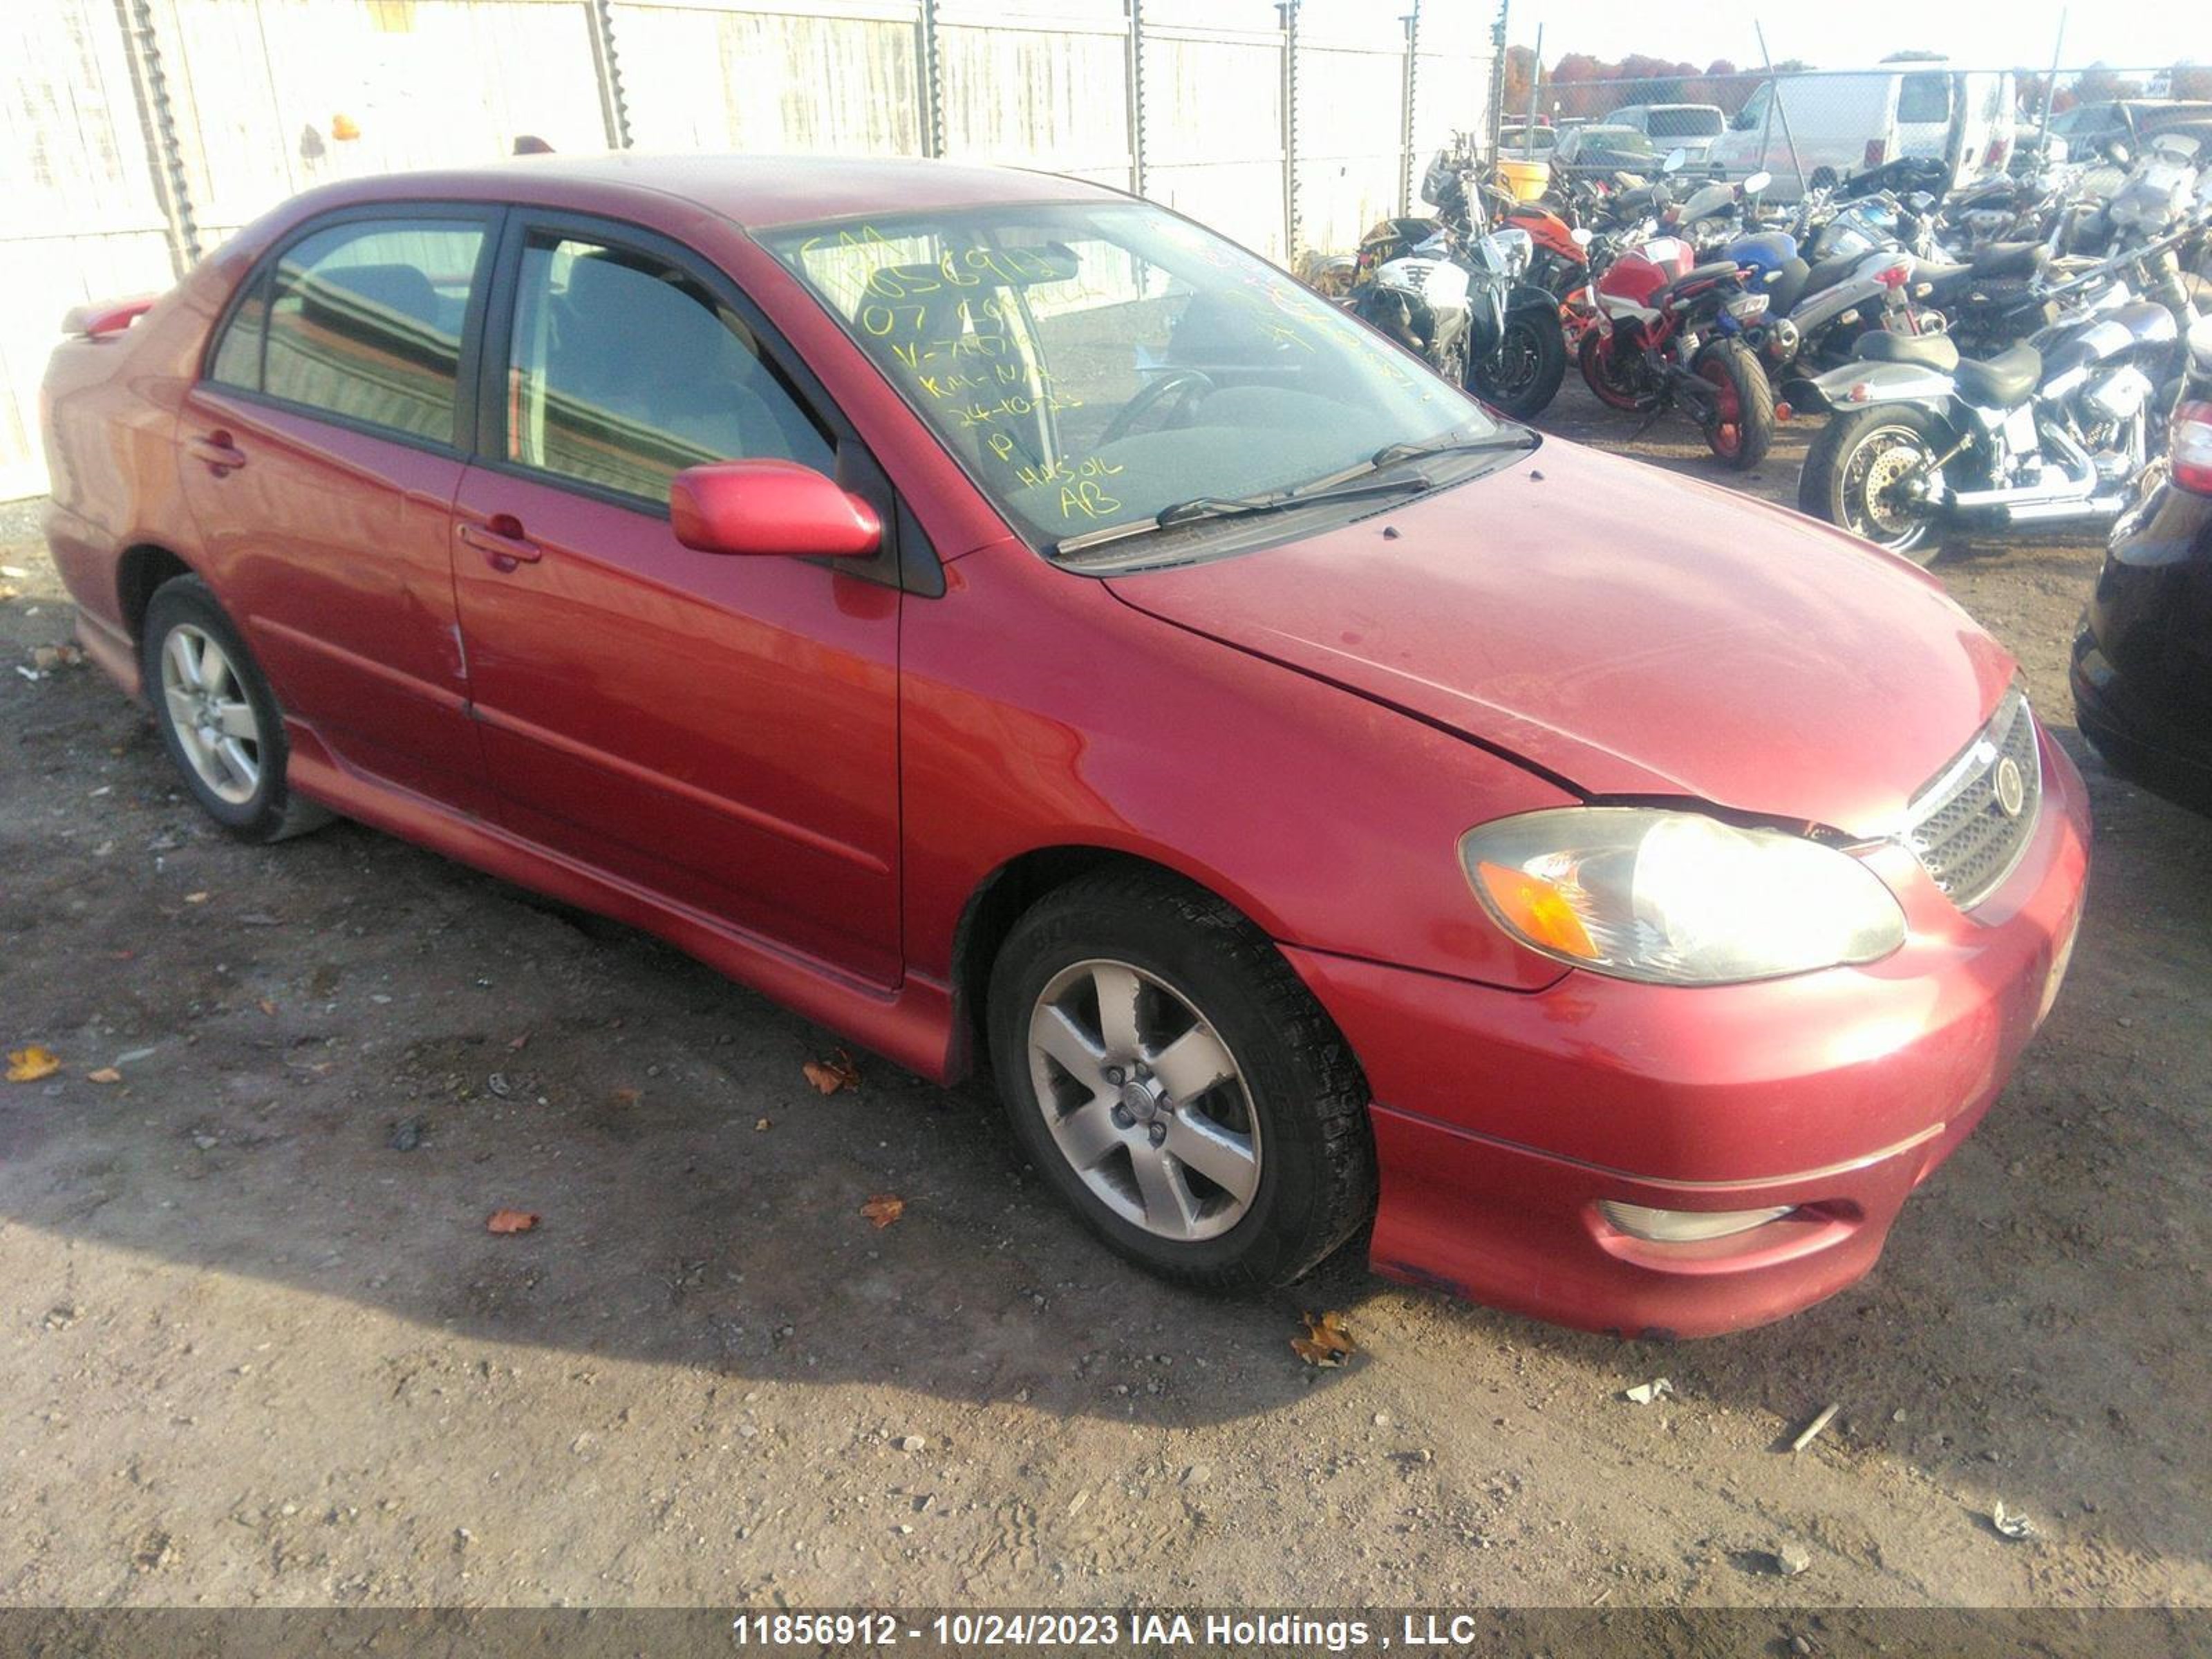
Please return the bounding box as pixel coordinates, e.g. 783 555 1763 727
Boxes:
40 156 2089 1336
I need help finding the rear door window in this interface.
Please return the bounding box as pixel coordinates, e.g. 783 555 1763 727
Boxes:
1897 73 1953 125
212 216 490 446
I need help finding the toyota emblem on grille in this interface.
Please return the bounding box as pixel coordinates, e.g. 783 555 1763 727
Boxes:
1993 756 2026 818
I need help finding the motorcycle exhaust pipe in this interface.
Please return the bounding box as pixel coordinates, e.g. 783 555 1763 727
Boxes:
1947 424 2101 510
2005 493 2126 524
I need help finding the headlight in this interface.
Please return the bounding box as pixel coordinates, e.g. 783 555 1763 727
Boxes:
1459 807 1906 985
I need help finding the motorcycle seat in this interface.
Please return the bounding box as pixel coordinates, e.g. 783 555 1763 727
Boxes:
1953 343 2043 409
1855 330 1961 372
1969 242 2047 279
1800 250 1864 299
1651 260 1742 308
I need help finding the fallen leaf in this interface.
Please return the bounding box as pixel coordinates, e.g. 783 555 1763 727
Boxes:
803 1050 861 1095
507 1034 529 1051
86 1067 122 1085
184 891 210 905
256 998 277 1017
1291 1309 1356 1368
610 1085 641 1105
6 1047 62 1083
753 1116 772 1132
859 1192 905 1228
486 1208 540 1235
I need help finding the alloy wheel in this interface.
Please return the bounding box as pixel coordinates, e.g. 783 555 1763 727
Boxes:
159 624 263 806
1025 958 1261 1243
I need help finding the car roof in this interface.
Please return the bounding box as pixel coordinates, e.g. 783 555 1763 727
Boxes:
309 152 1126 231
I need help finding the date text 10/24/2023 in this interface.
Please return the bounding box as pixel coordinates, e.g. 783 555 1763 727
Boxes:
729 1611 1519 1651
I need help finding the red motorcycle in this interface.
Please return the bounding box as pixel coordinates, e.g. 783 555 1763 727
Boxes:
1576 234 1777 470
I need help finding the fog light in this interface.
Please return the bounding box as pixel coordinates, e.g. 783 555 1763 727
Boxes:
1599 1201 1794 1242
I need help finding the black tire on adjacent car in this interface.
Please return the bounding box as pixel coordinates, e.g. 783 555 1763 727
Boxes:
140 574 331 843
985 866 1376 1291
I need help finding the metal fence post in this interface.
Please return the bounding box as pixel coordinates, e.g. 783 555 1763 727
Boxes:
113 0 200 275
1126 0 1147 197
1487 0 1508 164
918 0 945 159
1278 0 1300 263
1398 1 1420 216
588 0 632 149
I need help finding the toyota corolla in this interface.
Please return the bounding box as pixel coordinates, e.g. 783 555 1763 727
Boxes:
40 156 2088 1335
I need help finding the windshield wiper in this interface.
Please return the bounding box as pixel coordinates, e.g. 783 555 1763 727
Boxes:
1051 470 1433 557
1370 427 1539 469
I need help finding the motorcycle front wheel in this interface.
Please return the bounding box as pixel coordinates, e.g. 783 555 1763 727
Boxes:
1470 308 1568 418
1577 328 1644 411
1799 404 1945 563
1691 339 1774 471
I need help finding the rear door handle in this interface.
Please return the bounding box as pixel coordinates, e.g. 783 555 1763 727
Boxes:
185 430 246 474
458 515 543 572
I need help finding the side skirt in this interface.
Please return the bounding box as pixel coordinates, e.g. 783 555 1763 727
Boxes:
283 722 956 1084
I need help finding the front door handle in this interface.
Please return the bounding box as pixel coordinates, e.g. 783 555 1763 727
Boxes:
185 430 246 475
458 514 543 572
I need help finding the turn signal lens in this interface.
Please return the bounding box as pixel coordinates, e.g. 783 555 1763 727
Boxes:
1474 860 1598 961
1459 807 1906 986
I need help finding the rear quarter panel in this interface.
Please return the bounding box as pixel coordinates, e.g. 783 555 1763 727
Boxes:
41 234 265 669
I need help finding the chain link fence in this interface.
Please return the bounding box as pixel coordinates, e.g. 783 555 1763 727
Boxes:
3 0 1494 499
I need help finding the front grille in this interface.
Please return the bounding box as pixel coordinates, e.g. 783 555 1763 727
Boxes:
1902 689 2042 911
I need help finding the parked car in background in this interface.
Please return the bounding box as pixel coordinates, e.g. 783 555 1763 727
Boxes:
2072 316 2212 814
1606 102 1727 166
2051 99 2212 158
1550 124 1664 178
1707 66 2017 198
1499 123 1559 160
41 154 2088 1338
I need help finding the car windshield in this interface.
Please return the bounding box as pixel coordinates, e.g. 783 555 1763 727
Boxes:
762 201 1498 558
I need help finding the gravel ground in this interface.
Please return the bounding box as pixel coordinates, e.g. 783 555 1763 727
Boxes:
2 386 2209 1624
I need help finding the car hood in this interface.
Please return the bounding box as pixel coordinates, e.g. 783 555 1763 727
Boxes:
1103 441 2016 838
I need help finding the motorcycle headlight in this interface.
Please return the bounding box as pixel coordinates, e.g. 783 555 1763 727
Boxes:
1459 807 1906 986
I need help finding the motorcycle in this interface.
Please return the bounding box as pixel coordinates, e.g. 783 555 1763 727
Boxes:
1576 231 1779 469
1346 153 1569 418
1794 244 2188 559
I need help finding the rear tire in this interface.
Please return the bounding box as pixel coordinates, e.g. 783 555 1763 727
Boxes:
1470 307 1568 418
1577 327 1644 411
1798 404 1947 564
142 575 332 843
986 868 1376 1292
1693 339 1774 470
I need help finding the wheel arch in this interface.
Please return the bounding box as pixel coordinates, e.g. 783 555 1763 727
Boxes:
115 543 200 644
945 843 1288 1085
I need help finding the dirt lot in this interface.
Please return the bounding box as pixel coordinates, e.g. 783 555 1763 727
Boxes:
3 387 2209 1625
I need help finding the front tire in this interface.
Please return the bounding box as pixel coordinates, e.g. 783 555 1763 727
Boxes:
142 575 330 842
1799 404 1947 563
1693 339 1774 470
1470 306 1568 418
986 868 1376 1291
1577 326 1644 411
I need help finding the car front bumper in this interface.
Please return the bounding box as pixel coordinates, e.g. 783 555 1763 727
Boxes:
1287 726 2092 1338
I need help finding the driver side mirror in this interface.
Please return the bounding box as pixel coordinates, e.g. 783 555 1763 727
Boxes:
1570 226 1595 247
1743 169 1772 196
671 459 882 558
1662 147 1688 175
